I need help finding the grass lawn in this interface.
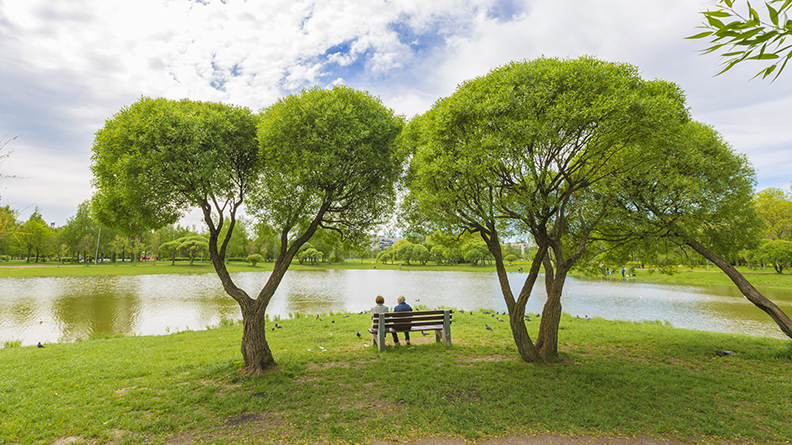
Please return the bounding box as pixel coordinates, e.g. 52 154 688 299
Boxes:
1 311 791 444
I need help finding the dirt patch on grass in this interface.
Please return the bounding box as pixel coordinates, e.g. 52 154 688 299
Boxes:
307 361 351 371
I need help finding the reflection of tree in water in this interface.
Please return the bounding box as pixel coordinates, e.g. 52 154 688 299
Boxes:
51 276 143 341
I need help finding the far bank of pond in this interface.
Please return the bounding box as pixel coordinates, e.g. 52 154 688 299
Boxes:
2 259 792 290
2 268 792 346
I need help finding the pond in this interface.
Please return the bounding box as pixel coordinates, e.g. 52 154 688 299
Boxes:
2 269 791 346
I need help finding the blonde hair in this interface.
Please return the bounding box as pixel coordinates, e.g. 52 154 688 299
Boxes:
375 295 385 304
397 295 405 303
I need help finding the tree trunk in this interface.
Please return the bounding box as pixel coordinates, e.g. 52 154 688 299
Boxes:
686 238 792 339
240 301 276 374
483 223 544 363
534 254 567 361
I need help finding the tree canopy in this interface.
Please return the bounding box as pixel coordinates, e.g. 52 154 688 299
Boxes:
597 120 792 339
405 56 689 361
91 87 404 374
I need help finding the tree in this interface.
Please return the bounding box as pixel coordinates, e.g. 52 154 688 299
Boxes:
754 239 792 273
19 209 54 263
599 121 792 339
755 187 792 240
246 254 264 266
92 88 404 374
61 201 100 261
688 0 792 79
178 235 209 266
0 206 19 260
405 57 689 362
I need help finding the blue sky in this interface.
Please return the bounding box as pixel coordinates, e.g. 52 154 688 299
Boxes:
1 0 791 227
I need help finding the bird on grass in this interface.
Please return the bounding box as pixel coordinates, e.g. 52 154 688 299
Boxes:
421 331 430 336
485 324 493 331
37 342 44 348
318 318 324 321
497 317 504 322
716 350 733 357
275 324 282 329
356 332 361 338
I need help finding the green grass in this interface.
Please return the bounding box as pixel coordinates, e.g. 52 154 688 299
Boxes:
2 311 791 444
624 266 792 289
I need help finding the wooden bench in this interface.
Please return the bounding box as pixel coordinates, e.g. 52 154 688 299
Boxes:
368 310 452 351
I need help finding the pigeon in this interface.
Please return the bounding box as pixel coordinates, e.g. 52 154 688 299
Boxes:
331 320 335 323
358 311 364 315
275 324 282 329
482 311 491 314
315 315 320 319
421 331 430 336
716 350 733 357
343 315 349 318
497 318 504 322
318 318 324 321
37 342 44 348
485 324 493 331
271 327 275 331
356 332 361 338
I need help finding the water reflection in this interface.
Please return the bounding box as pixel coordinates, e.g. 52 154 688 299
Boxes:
1 270 791 346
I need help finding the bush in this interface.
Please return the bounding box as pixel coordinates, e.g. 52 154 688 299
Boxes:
246 254 264 267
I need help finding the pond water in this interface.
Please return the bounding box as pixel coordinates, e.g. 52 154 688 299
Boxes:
2 269 791 346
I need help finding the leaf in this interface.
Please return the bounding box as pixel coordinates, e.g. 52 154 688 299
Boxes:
706 15 727 29
747 53 780 59
686 31 714 40
706 10 733 18
748 2 760 21
768 3 780 27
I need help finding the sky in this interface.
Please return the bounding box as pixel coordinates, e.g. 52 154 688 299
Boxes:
1 0 791 228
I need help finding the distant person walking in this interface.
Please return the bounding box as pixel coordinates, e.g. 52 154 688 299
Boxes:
621 267 625 278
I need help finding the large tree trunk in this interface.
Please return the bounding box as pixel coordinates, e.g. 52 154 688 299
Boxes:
240 300 276 373
686 238 792 339
534 254 567 361
483 223 544 363
202 199 331 375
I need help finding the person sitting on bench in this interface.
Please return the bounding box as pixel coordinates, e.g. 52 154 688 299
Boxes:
393 295 413 345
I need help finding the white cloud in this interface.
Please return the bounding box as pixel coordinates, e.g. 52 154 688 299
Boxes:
0 0 790 225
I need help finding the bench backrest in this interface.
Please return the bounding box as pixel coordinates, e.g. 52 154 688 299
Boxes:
371 310 451 331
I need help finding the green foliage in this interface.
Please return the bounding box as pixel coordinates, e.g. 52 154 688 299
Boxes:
245 254 264 266
688 0 792 79
252 85 405 240
597 121 762 264
751 239 792 273
2 339 21 348
91 98 260 237
18 209 54 263
755 187 792 240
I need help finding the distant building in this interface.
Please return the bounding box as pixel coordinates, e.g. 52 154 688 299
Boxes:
372 235 400 251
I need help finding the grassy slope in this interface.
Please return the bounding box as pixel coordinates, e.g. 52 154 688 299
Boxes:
1 312 790 445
